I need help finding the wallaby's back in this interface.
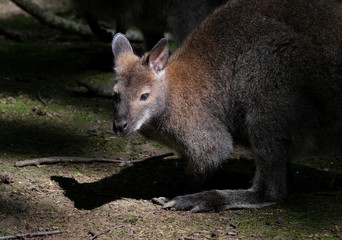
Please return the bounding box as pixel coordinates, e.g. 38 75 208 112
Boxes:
165 0 342 135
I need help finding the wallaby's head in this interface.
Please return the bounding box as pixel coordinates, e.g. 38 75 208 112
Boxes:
111 33 169 136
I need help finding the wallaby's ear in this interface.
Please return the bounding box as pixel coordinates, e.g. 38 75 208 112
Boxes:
112 33 133 61
148 38 169 72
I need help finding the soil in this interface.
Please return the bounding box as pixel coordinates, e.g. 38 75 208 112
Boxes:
0 1 342 239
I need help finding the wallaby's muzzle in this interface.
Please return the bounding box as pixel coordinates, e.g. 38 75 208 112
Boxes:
113 118 129 136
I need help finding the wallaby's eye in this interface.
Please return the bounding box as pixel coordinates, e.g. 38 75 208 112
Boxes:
140 93 150 101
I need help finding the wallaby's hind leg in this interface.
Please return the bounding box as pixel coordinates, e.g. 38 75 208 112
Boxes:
162 152 288 212
163 152 288 212
163 111 293 212
249 139 290 203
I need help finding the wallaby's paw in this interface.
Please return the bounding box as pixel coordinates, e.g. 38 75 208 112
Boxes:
162 190 278 212
162 191 226 212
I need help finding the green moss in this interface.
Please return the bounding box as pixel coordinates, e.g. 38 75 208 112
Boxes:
152 142 166 150
115 232 126 238
0 103 11 110
12 101 30 113
0 226 8 235
172 231 179 238
74 112 97 122
123 214 138 224
86 72 114 86
43 205 57 214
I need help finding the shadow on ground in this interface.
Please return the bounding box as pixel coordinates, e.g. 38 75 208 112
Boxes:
51 158 253 210
0 119 89 157
51 157 342 210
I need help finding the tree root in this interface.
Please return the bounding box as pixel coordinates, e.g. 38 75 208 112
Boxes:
10 0 92 36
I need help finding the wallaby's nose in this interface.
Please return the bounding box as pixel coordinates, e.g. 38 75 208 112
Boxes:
114 119 128 132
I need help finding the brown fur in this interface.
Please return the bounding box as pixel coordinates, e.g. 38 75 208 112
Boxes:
111 0 342 211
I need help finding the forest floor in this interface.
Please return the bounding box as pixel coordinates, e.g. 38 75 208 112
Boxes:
0 1 342 239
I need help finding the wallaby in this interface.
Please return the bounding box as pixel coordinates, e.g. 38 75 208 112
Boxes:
72 0 226 48
111 0 342 212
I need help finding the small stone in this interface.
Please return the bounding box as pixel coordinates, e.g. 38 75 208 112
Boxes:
230 222 239 228
211 229 222 237
37 109 47 116
0 172 14 184
276 216 285 225
227 231 238 236
119 161 132 167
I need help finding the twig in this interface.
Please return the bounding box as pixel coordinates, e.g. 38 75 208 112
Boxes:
37 86 48 105
88 230 98 239
0 230 61 239
90 229 110 240
89 225 124 240
15 153 174 167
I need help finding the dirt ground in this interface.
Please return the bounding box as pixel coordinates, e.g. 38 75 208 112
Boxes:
0 1 342 239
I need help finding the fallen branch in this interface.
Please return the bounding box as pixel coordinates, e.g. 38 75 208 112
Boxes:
10 0 92 36
66 79 113 98
0 230 61 240
76 79 113 98
15 153 174 167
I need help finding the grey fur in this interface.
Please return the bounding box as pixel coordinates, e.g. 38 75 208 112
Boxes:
111 0 342 212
